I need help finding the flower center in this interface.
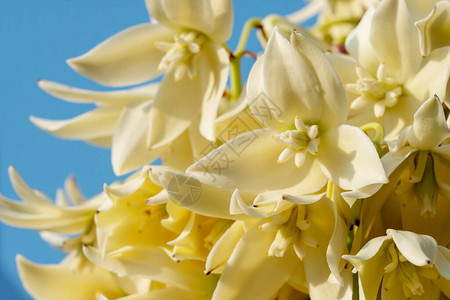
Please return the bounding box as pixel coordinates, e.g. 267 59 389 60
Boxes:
272 116 320 168
409 151 438 217
346 63 403 119
382 243 425 297
156 31 205 81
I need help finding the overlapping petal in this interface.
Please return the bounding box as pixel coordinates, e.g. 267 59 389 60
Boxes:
68 24 173 87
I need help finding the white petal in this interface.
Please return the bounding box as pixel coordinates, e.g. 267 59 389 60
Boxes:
247 30 322 130
147 43 227 148
435 246 450 280
205 221 245 274
388 229 438 267
209 0 234 42
187 129 326 193
342 235 388 266
68 23 173 87
408 95 450 149
37 80 158 105
404 46 450 107
111 101 165 175
211 224 299 300
369 0 422 82
30 106 120 144
17 255 123 300
317 125 388 191
198 44 230 141
345 6 380 75
415 2 450 56
158 169 253 220
160 0 215 34
83 246 215 292
290 31 347 130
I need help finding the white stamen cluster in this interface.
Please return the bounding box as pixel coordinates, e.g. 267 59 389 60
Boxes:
346 63 403 119
272 116 320 168
156 31 205 81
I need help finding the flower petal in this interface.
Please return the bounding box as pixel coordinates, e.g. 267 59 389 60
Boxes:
187 129 326 193
17 255 124 300
435 246 450 281
318 125 387 191
415 1 450 56
30 106 120 146
111 101 165 175
247 30 322 130
158 169 253 220
408 95 450 150
160 0 215 34
198 44 230 141
211 224 299 300
147 43 228 148
83 246 215 293
205 221 246 274
290 31 347 130
345 6 380 75
369 0 422 82
404 46 450 107
209 0 234 42
388 229 438 266
37 80 158 105
68 23 173 87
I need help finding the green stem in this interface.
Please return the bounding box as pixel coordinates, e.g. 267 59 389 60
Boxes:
235 18 262 56
352 272 359 300
230 58 242 102
228 18 262 102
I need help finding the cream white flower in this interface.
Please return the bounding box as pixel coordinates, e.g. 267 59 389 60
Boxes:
329 0 450 141
358 96 450 247
343 230 450 300
0 165 104 236
67 0 232 148
187 29 387 197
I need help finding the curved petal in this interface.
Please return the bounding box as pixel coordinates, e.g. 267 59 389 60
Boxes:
343 237 390 300
436 246 450 280
247 30 322 130
111 101 165 175
158 169 253 220
147 42 228 148
325 53 358 87
187 129 326 193
211 224 299 300
381 146 416 177
388 229 438 267
68 23 173 87
30 106 120 144
369 0 422 82
318 125 388 191
290 31 347 130
408 95 450 150
345 6 380 75
83 246 216 293
37 80 158 105
404 46 450 106
209 0 234 42
205 221 246 274
415 2 450 56
199 44 230 141
161 0 215 34
383 94 424 142
17 255 124 300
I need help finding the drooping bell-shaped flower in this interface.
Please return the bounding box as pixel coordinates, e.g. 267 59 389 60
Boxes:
344 230 450 300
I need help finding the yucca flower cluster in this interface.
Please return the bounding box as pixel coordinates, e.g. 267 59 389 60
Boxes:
1 0 449 299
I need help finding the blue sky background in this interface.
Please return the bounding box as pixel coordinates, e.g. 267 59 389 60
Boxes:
0 1 310 298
